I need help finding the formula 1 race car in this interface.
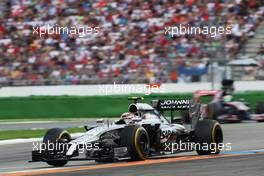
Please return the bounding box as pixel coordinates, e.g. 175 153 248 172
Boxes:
31 97 223 167
182 80 264 123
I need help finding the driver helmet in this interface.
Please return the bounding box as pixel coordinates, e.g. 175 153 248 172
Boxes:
120 112 135 123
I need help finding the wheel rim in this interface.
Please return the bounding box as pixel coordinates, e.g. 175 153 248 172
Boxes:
213 125 223 152
215 126 223 144
138 133 149 155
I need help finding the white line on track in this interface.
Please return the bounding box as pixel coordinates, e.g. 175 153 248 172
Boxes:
0 121 60 125
0 133 84 145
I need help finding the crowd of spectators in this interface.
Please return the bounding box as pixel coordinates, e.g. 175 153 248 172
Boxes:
257 43 264 56
0 0 264 86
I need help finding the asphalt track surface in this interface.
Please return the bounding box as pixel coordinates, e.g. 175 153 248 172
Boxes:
0 122 264 176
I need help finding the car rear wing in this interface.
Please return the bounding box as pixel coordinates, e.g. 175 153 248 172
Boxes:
151 99 201 129
151 99 190 111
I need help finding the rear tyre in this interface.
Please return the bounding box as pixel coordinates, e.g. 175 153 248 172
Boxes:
194 120 223 155
43 128 71 167
256 101 264 114
207 102 222 120
120 125 149 160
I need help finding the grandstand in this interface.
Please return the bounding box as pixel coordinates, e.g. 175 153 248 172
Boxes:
0 0 263 86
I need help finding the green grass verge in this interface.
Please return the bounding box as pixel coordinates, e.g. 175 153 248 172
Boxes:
0 127 85 140
0 91 263 119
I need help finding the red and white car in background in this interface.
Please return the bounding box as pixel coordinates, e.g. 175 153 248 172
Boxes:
191 90 264 123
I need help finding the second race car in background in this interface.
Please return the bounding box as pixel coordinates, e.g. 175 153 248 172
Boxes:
183 80 264 123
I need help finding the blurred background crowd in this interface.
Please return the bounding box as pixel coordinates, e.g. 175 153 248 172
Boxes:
0 0 264 86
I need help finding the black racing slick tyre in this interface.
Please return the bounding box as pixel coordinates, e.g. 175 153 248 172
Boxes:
194 120 223 155
43 128 71 167
207 102 222 120
256 101 264 114
120 125 150 160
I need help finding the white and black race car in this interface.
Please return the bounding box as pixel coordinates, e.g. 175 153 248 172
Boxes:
31 97 223 166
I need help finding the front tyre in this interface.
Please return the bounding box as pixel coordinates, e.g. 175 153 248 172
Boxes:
194 120 223 155
120 125 150 160
43 128 71 167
